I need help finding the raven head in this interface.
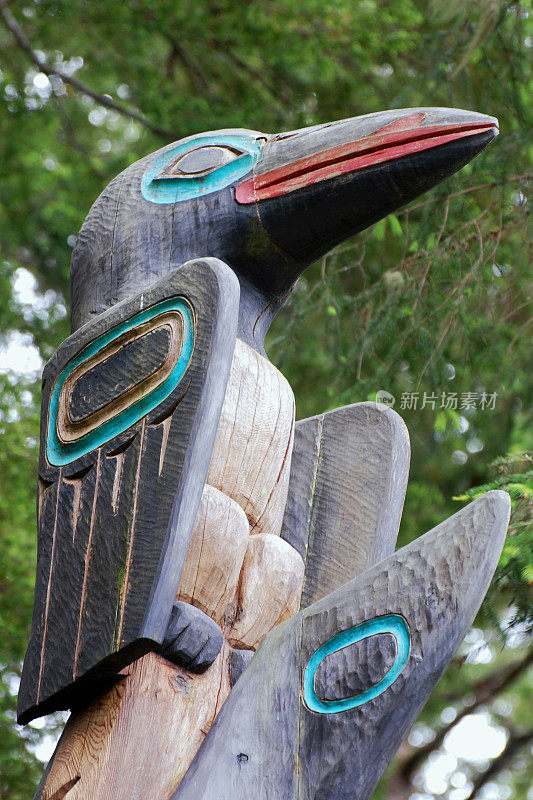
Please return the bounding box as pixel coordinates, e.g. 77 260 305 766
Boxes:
71 108 497 350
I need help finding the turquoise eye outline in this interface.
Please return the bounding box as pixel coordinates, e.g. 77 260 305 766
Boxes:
141 134 264 204
302 614 411 714
47 297 195 466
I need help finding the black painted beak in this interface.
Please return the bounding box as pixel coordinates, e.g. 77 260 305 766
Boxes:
237 107 498 267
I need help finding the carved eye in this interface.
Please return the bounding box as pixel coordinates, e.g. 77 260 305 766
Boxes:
47 298 195 466
156 146 244 180
142 133 265 204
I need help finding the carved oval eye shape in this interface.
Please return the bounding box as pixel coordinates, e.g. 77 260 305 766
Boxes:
302 614 410 714
158 146 244 179
47 297 195 466
141 133 265 204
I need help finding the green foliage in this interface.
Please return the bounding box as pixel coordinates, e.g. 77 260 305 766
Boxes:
455 453 533 635
0 378 44 799
0 0 531 797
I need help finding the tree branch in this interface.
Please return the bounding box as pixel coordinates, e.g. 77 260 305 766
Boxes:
0 0 176 140
165 37 211 94
397 647 533 783
445 647 533 705
52 95 105 181
399 174 533 215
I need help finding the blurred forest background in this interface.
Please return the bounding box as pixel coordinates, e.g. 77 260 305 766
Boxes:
0 0 531 798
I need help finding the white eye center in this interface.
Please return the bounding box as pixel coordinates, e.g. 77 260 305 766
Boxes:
158 145 242 179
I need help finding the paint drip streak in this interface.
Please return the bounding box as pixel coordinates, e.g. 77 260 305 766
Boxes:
116 419 145 646
73 450 101 678
37 468 62 702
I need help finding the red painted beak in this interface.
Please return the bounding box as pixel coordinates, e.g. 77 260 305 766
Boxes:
236 109 498 204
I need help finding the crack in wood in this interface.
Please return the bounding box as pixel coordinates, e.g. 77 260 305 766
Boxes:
111 452 124 515
47 776 80 800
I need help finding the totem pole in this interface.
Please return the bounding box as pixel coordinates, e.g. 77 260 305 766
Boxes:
18 107 510 800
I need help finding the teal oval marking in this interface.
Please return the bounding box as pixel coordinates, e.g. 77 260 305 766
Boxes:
303 614 411 714
141 133 263 204
47 297 195 466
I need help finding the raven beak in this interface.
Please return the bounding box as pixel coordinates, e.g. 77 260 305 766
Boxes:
236 108 498 266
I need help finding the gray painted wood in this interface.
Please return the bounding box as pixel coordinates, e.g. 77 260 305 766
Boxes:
229 648 255 687
69 136 292 355
256 108 494 176
314 632 397 701
161 602 223 673
173 491 510 800
176 618 302 800
18 258 239 724
281 402 410 607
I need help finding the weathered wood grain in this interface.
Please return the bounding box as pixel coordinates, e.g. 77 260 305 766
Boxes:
18 259 240 724
175 619 302 800
252 115 497 275
207 338 295 536
37 648 232 800
281 402 410 607
176 484 249 624
64 319 175 431
173 491 509 800
227 533 304 650
69 112 497 354
228 647 254 687
25 109 499 797
69 131 297 354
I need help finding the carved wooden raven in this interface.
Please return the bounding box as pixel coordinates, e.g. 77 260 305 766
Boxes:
18 108 509 800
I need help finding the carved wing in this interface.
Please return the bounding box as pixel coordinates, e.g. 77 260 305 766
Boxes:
172 491 510 800
18 258 239 724
281 402 410 606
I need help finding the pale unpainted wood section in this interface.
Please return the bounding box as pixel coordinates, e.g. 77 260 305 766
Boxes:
173 491 510 800
38 647 232 800
281 402 410 609
176 484 250 624
227 533 304 650
207 338 295 537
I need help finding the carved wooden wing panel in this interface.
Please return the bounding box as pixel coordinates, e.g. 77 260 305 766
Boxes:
18 258 239 724
281 402 410 606
173 491 509 800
